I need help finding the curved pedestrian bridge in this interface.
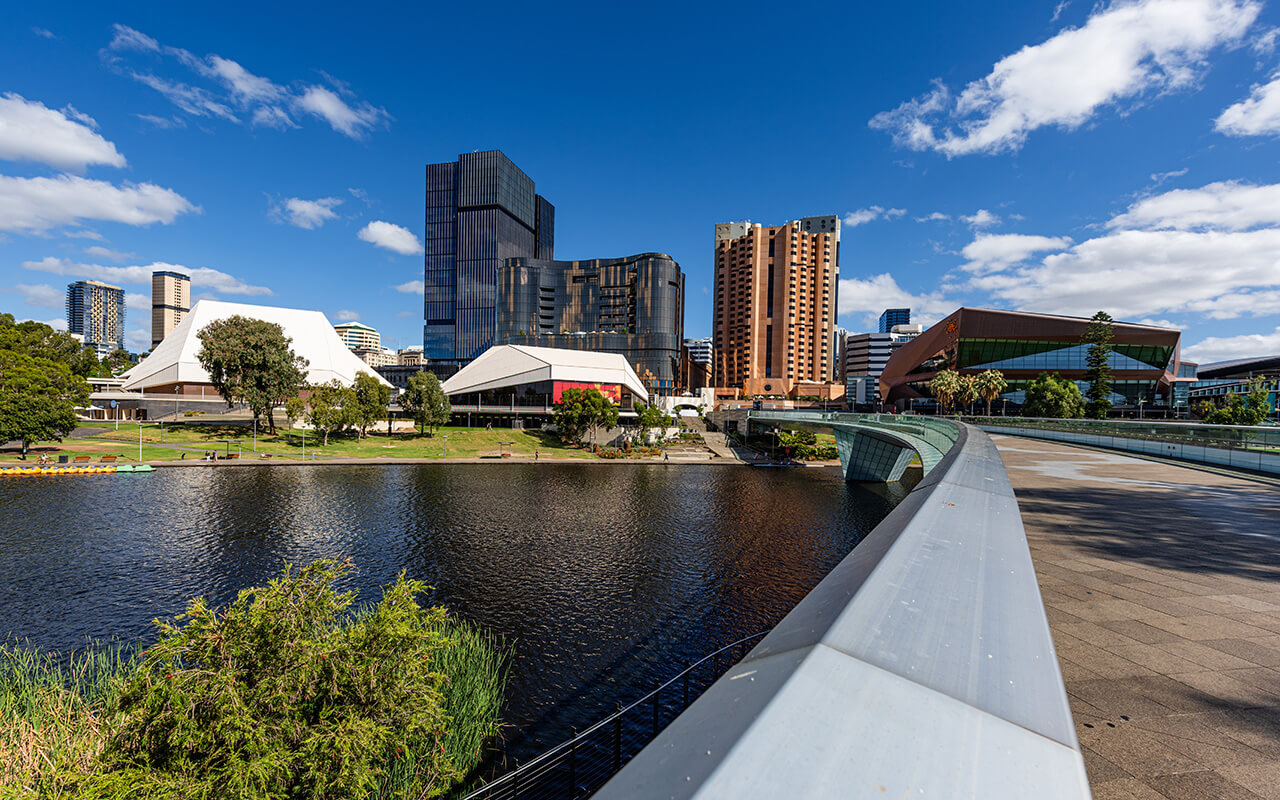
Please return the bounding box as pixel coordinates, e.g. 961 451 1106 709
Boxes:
747 410 958 480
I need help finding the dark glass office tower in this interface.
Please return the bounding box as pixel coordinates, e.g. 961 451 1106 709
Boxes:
424 151 553 373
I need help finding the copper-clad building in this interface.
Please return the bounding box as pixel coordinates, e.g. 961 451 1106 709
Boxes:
879 307 1186 411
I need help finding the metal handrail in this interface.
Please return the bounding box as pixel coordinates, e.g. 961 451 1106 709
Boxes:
460 631 768 800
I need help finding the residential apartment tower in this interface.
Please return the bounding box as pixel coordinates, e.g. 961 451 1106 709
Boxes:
151 270 190 349
66 280 125 357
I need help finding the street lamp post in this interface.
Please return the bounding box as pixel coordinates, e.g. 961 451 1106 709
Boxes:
442 435 448 457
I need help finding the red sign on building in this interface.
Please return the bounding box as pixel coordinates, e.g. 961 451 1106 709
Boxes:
553 381 621 405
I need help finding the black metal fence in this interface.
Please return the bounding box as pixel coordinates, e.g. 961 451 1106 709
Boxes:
460 631 767 800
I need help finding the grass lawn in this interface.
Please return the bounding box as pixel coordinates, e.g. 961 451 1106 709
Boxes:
0 440 192 463
72 423 599 461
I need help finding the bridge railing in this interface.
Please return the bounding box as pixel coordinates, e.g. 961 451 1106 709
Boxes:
595 420 1090 799
748 411 960 456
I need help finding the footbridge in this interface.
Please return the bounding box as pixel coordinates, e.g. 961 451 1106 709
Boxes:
597 414 1092 799
748 410 958 481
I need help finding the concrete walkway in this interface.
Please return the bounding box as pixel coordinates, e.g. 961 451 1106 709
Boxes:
993 435 1280 800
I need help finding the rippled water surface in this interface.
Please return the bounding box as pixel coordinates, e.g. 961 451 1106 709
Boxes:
0 463 909 760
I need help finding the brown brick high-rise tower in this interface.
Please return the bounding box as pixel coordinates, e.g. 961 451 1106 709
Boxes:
712 216 840 395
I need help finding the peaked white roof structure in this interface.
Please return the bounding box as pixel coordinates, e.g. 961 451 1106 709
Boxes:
441 344 649 402
122 300 391 390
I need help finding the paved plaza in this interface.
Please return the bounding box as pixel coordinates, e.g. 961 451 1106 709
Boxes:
995 435 1280 800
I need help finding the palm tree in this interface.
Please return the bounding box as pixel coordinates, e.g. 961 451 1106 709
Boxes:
957 374 980 415
974 369 1008 416
929 369 962 415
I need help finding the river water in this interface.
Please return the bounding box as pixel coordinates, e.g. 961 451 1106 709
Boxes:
0 462 909 762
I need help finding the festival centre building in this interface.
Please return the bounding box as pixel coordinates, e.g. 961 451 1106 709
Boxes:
878 307 1187 413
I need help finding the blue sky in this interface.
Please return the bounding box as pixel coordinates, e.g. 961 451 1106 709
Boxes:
4 1 1280 364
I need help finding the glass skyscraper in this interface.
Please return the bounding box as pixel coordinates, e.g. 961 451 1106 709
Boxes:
66 279 126 357
879 308 910 333
423 151 554 373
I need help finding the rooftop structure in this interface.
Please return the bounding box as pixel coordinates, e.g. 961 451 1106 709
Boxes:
440 344 648 404
122 300 391 393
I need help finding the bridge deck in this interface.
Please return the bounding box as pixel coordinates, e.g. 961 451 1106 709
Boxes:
994 434 1280 800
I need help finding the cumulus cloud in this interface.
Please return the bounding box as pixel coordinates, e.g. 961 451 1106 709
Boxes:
270 196 341 229
1215 72 1280 135
83 245 134 261
334 309 360 322
23 257 271 296
916 211 951 222
359 221 423 255
0 93 127 170
960 233 1074 274
394 280 425 295
14 283 64 309
842 206 906 227
0 174 197 233
104 25 386 139
1108 180 1280 230
870 0 1260 156
126 328 151 351
1183 326 1280 362
838 273 959 328
125 292 149 313
961 209 1000 228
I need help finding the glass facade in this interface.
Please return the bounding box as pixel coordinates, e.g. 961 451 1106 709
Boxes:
423 151 553 368
957 339 1174 371
66 280 125 357
879 308 910 333
497 253 684 394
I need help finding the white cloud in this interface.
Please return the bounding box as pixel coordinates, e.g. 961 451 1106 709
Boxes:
916 211 952 222
205 55 286 106
136 113 186 129
842 206 907 227
1149 167 1188 185
1052 1 1071 22
1108 180 1280 230
125 292 149 312
271 196 341 229
334 309 360 322
961 209 1000 228
394 280 425 295
32 27 56 39
0 93 127 170
0 174 197 233
1183 326 1280 362
359 221 422 255
107 24 159 52
871 0 1260 156
63 228 105 240
295 86 389 139
251 106 296 129
1215 72 1280 135
83 245 134 261
23 257 271 296
960 233 1073 274
128 71 238 121
126 328 151 351
14 283 64 308
838 273 958 328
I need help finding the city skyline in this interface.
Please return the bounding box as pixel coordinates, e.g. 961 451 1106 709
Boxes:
4 1 1280 364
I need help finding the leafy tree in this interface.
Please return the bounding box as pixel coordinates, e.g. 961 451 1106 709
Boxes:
553 388 619 445
0 313 98 377
0 350 88 458
1199 377 1274 425
97 348 135 378
956 373 980 415
929 369 962 414
636 402 673 440
1083 310 1115 419
284 395 305 430
400 371 451 435
306 380 355 446
1022 372 1085 419
350 372 391 438
196 316 308 433
974 369 1008 416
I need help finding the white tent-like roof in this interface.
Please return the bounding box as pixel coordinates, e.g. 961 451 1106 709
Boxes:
122 300 391 391
441 344 649 402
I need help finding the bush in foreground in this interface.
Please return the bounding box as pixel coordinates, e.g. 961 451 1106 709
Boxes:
0 561 507 800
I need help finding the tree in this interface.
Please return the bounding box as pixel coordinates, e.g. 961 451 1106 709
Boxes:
284 395 305 430
350 372 390 438
401 371 451 435
0 350 88 458
306 380 355 446
957 373 980 415
1200 377 1273 425
929 369 962 414
97 348 135 377
1022 372 1085 419
553 388 619 445
196 316 308 433
636 402 673 441
1083 311 1115 419
974 369 1008 416
0 313 98 377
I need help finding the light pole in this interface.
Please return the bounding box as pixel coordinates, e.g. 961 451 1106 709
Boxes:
253 417 257 452
442 435 448 457
138 422 159 462
1138 398 1145 420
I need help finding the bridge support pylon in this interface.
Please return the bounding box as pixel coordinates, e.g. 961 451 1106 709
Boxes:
835 428 916 482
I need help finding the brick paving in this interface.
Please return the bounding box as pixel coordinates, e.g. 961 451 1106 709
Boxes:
992 435 1280 800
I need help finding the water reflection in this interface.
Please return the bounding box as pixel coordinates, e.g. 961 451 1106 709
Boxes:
0 463 910 760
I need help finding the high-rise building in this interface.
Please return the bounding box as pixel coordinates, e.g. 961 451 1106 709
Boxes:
151 270 190 349
497 252 684 395
712 216 840 394
684 337 712 367
66 280 125 357
879 308 910 333
424 150 554 375
844 324 922 409
334 321 381 352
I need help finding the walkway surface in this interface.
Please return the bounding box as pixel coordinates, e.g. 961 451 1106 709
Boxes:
993 435 1280 800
